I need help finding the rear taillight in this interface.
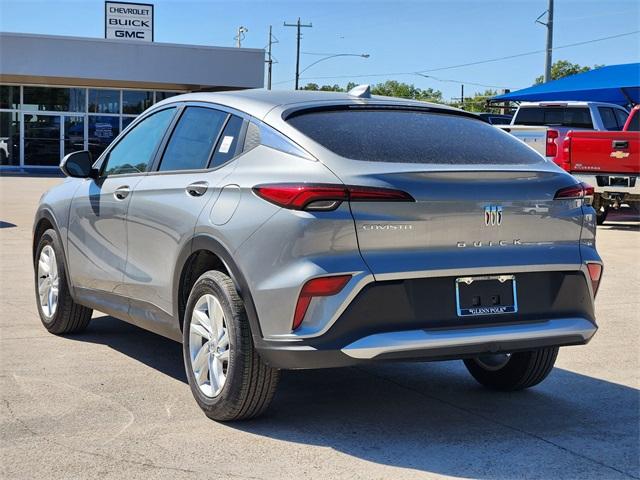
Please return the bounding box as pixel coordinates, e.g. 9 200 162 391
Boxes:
554 182 593 201
554 184 583 199
558 135 572 170
293 275 351 330
253 183 414 211
546 129 559 158
586 263 603 297
581 182 594 205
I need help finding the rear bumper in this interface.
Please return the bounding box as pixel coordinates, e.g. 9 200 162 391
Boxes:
341 317 595 360
257 317 596 369
255 270 598 369
572 173 640 197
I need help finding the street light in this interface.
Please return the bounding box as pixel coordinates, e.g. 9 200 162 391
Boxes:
297 53 370 88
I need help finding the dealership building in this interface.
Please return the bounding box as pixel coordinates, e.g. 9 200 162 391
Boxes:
0 31 265 171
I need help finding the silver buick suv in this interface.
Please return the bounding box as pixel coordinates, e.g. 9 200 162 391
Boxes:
33 88 603 420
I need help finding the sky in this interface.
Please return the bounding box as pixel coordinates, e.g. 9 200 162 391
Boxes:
0 0 638 100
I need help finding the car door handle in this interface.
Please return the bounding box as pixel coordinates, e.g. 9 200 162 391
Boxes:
612 140 628 150
186 181 208 197
114 186 130 200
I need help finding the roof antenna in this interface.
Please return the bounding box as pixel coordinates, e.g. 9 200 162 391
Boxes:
347 84 371 98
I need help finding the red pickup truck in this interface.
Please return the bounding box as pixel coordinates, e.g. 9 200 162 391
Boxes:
559 105 639 224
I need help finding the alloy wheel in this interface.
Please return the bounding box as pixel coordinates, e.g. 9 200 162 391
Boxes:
474 353 512 371
189 294 230 397
37 245 59 320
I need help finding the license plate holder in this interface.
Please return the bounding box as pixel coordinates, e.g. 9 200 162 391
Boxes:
609 177 630 187
455 275 518 317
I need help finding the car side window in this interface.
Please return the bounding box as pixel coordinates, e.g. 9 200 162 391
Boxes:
614 109 629 129
158 107 227 172
598 107 619 131
210 115 244 168
101 107 176 176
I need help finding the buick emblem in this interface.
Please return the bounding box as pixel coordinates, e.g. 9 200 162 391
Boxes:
484 205 503 226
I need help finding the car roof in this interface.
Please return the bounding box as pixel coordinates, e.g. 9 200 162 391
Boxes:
154 88 461 120
518 101 625 108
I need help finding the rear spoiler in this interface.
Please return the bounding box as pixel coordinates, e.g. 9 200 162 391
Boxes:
282 103 484 123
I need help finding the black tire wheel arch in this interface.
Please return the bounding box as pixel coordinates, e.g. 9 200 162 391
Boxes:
182 270 279 421
34 228 92 334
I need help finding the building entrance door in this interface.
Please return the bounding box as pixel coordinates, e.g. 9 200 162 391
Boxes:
23 113 61 167
23 113 86 167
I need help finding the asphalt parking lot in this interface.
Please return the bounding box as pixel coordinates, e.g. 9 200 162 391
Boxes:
1 175 638 480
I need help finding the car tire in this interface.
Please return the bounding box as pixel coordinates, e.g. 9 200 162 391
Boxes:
183 270 279 421
463 347 559 391
595 206 609 225
593 194 609 225
34 229 92 334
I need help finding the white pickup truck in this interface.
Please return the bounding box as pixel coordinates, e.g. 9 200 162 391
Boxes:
497 101 630 161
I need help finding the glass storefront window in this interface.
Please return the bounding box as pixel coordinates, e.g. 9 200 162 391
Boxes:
123 90 153 114
0 112 20 166
64 116 85 155
88 115 120 158
23 87 85 112
0 85 20 109
155 91 181 102
89 89 120 114
23 113 61 166
122 116 136 129
0 85 191 168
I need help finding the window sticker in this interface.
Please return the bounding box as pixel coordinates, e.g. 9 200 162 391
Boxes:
218 136 234 154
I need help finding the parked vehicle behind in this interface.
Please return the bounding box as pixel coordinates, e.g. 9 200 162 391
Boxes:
496 124 555 159
478 112 512 125
499 101 630 165
33 88 603 421
559 105 639 224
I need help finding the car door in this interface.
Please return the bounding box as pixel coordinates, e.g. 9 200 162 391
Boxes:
67 106 177 298
123 105 246 328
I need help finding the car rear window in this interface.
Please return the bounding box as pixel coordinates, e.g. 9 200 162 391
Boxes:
286 108 544 165
514 106 593 128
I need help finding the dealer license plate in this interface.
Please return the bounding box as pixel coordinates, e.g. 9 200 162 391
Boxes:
455 275 518 317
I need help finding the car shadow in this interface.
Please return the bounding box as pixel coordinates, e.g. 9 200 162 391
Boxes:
70 315 639 479
600 222 640 232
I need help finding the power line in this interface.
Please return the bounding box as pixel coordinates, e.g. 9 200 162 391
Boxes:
414 73 511 89
274 30 639 85
416 29 634 74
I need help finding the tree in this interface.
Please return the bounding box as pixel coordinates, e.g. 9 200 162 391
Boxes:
534 60 604 84
370 80 443 103
319 84 343 92
300 83 343 92
458 89 500 113
300 83 321 91
300 80 444 104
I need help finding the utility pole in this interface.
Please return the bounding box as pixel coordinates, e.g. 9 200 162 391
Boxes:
265 25 278 90
536 0 554 82
235 26 248 48
460 84 464 109
284 17 312 90
545 0 554 83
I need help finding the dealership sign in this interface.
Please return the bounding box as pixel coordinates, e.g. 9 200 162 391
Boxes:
105 1 154 42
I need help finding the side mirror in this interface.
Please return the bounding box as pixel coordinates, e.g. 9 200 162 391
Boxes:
60 150 95 178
